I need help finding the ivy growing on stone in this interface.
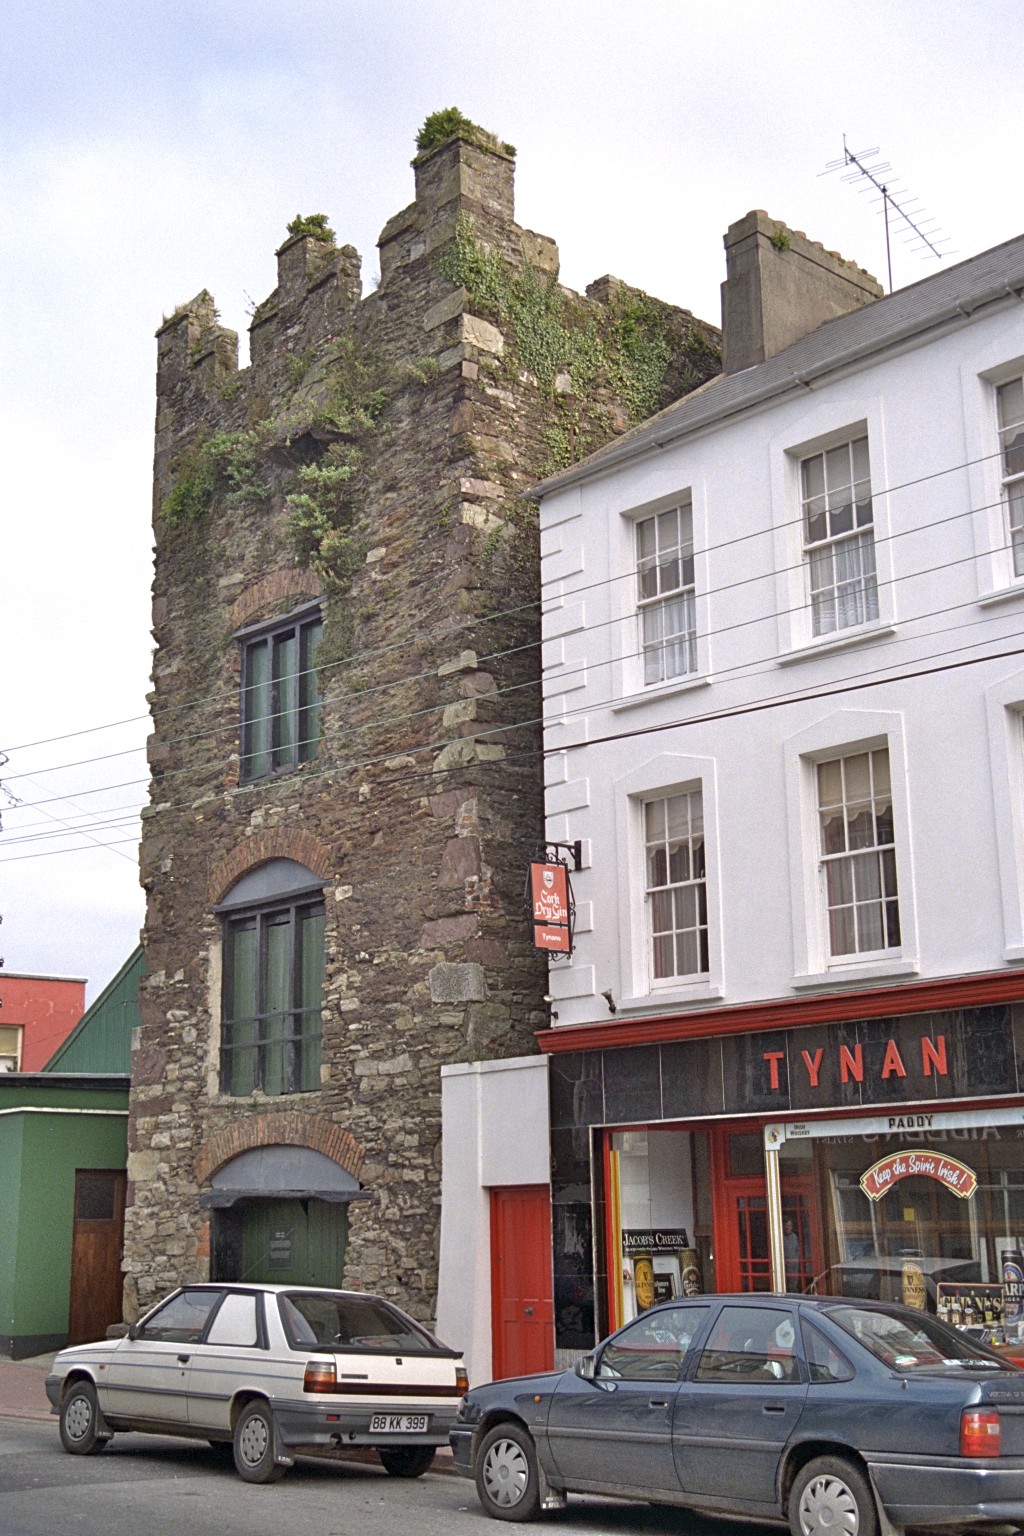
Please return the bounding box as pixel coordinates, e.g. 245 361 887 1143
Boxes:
284 447 364 585
436 217 717 472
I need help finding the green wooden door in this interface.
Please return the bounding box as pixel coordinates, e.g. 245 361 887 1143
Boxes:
238 1199 347 1287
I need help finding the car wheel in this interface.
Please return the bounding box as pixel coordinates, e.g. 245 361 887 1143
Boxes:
233 1400 286 1484
378 1445 436 1478
475 1422 542 1522
789 1456 879 1536
59 1380 109 1456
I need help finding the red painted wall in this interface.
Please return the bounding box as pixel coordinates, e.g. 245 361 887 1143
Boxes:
0 973 86 1071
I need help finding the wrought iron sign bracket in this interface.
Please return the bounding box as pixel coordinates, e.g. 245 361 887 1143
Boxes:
539 840 582 873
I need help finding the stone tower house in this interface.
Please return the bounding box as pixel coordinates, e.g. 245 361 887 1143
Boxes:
126 117 720 1323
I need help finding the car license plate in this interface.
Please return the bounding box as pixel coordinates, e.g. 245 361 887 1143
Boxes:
369 1413 428 1434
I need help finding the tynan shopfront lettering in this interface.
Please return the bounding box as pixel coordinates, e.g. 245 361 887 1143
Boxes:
763 1034 948 1093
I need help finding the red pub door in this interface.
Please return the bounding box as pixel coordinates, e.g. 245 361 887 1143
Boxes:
490 1186 554 1380
711 1125 819 1293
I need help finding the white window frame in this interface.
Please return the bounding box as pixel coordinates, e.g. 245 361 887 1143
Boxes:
800 435 878 637
612 486 711 705
961 346 1024 604
984 670 1024 962
635 502 697 686
784 709 918 987
643 789 709 985
0 1025 22 1072
815 747 900 959
613 752 723 1009
997 375 1024 578
769 402 896 659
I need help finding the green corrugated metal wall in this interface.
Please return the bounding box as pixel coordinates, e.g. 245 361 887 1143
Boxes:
43 947 143 1074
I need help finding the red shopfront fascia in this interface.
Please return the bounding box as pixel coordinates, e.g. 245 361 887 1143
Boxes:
536 969 1024 1057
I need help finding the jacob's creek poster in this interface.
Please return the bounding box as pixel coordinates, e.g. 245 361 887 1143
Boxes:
622 1229 699 1311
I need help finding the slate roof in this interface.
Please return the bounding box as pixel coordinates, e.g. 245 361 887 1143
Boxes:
531 232 1024 499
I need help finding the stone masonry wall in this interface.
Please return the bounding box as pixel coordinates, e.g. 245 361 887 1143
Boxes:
126 124 721 1323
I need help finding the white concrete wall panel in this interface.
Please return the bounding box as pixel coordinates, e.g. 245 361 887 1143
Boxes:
537 297 1024 1027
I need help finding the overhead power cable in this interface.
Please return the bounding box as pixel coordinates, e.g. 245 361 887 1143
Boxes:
2 477 1019 791
1 440 1010 763
4 633 1024 865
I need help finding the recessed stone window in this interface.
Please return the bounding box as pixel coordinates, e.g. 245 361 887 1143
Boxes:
237 604 323 782
216 860 326 1096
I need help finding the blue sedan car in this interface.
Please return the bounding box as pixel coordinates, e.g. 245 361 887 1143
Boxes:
451 1295 1024 1534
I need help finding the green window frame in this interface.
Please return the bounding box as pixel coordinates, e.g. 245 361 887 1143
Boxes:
221 882 325 1098
240 606 323 782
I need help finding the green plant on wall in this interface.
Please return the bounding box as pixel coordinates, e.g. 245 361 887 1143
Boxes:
161 429 271 526
286 212 336 243
284 446 364 586
416 108 515 158
436 217 714 469
161 438 219 526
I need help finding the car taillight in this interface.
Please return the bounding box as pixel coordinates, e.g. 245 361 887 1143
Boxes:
456 1367 469 1395
961 1409 1001 1457
303 1360 337 1394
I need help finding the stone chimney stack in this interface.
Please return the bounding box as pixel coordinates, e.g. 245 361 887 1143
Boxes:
720 210 883 375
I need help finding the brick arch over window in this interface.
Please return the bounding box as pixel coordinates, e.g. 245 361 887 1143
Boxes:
207 829 335 907
194 1112 365 1186
230 570 322 632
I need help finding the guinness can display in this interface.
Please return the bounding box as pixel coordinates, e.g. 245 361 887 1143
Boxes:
901 1259 926 1310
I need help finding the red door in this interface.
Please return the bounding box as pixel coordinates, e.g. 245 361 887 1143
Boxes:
490 1186 554 1380
711 1125 819 1294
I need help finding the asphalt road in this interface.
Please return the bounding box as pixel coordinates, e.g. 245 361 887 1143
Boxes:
0 1416 779 1536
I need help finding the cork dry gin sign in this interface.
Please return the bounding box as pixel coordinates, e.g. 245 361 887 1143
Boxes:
529 860 572 953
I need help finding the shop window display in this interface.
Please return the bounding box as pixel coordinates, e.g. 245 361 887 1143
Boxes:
778 1122 1024 1346
610 1128 714 1324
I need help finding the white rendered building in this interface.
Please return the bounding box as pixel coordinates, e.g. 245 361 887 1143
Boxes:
439 214 1024 1379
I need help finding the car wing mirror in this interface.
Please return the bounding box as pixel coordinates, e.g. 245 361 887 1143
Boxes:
127 1322 140 1341
575 1353 597 1381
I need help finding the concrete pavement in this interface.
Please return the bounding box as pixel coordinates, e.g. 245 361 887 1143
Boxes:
0 1354 55 1423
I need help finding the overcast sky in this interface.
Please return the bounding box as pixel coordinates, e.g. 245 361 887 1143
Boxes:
1 0 1019 1001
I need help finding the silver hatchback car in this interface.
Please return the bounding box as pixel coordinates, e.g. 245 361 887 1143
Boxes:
45 1283 467 1483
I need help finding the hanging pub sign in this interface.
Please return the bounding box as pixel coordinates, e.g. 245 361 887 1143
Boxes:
529 859 573 953
859 1148 978 1202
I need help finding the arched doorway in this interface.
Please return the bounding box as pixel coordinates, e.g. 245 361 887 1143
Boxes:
203 1144 368 1288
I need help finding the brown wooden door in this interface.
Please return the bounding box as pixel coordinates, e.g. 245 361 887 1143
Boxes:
67 1169 127 1345
490 1185 554 1380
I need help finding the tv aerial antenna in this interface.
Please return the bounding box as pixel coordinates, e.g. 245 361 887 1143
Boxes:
821 136 952 293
